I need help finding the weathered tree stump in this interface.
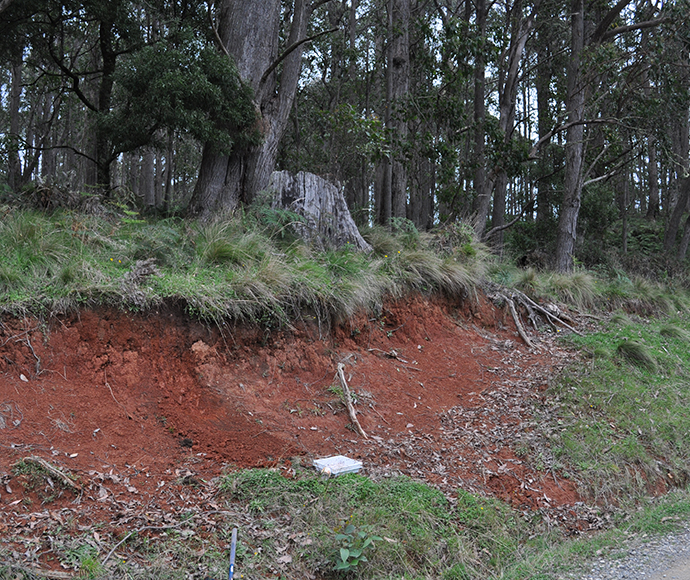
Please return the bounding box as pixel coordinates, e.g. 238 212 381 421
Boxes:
269 171 372 252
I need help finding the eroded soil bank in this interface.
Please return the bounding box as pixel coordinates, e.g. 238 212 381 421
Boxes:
0 294 592 570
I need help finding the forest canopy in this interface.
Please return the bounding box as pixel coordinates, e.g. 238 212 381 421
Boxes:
1 0 689 273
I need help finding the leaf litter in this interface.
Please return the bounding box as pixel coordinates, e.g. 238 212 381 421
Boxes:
0 294 609 573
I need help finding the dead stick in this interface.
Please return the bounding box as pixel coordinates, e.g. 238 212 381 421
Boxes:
506 297 534 348
369 403 389 425
512 290 583 336
23 456 82 492
336 363 368 439
104 370 134 420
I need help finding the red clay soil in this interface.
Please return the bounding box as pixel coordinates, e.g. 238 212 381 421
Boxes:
0 293 587 568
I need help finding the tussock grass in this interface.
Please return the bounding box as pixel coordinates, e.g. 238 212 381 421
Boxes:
659 323 690 341
0 206 488 325
498 263 689 318
542 271 597 310
616 340 657 371
537 314 690 506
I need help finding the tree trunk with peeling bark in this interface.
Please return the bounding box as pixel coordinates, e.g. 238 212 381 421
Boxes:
269 171 372 252
189 0 308 219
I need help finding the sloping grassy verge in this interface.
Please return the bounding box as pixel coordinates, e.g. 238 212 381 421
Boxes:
532 313 690 506
491 263 690 314
4 204 690 578
0 206 487 326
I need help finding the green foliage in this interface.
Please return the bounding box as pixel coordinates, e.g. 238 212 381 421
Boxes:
333 524 382 572
60 543 103 578
110 27 259 156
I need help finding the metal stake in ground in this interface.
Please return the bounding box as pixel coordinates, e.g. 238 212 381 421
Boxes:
228 528 238 580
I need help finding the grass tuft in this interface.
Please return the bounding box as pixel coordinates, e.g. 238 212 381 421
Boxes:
659 324 690 341
616 340 657 371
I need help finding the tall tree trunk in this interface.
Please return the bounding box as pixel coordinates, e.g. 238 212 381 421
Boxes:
389 0 410 220
534 1 554 226
189 0 309 219
664 178 690 254
141 149 155 208
472 0 491 237
163 131 174 211
409 153 435 230
378 0 394 226
7 59 22 191
646 137 659 219
663 108 690 253
678 212 690 261
95 17 117 191
487 0 537 249
554 0 585 272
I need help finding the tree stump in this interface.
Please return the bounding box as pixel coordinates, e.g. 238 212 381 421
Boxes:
269 171 372 252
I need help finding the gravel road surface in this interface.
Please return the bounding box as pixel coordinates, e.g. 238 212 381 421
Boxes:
571 526 690 580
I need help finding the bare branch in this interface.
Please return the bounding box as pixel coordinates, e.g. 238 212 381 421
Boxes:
591 0 634 43
601 17 669 42
259 27 339 86
483 195 536 240
206 0 232 60
528 118 620 159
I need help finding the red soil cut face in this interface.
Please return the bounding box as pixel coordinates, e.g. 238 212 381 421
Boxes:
0 295 581 543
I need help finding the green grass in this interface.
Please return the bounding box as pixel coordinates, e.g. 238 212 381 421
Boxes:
213 468 552 579
533 313 690 505
0 206 486 324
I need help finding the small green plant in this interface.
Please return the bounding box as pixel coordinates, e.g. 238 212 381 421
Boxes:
333 523 382 573
60 543 103 577
12 458 78 502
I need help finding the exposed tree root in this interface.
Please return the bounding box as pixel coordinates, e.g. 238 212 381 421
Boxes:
487 283 584 347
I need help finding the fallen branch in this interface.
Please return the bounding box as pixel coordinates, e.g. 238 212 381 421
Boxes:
22 456 82 493
505 297 534 348
511 289 583 336
367 347 409 363
23 570 72 579
336 363 367 439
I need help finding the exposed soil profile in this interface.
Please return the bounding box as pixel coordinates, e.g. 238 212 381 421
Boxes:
0 293 592 569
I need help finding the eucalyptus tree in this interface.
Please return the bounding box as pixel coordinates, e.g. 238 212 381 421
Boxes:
553 0 671 271
188 0 339 218
0 0 257 197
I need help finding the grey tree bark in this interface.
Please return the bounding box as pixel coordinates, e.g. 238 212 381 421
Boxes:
487 0 538 249
646 138 660 219
141 149 155 208
472 0 491 237
534 17 553 226
269 171 372 251
554 0 585 272
189 0 309 219
7 60 22 191
389 0 410 220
